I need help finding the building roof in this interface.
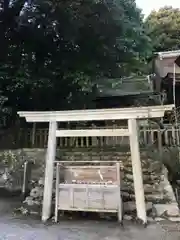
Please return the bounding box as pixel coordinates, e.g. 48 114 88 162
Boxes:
155 50 180 60
96 76 153 97
154 50 180 78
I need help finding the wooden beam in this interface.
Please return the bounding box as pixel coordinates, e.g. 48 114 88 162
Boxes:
54 160 122 163
56 129 129 137
17 105 174 122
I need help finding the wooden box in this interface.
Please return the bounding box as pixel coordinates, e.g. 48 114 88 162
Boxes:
55 163 122 222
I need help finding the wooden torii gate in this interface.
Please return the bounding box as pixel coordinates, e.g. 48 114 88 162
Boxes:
18 105 174 224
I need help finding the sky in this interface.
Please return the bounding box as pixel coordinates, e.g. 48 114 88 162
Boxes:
136 0 180 16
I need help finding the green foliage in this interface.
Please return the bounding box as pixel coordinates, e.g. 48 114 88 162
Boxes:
0 0 150 119
0 92 9 127
145 7 180 52
0 150 24 172
112 0 152 74
0 150 27 190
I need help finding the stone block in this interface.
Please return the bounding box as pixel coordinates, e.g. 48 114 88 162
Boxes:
153 203 180 217
154 217 165 222
123 201 153 213
168 217 180 222
30 186 43 198
147 217 156 223
123 215 133 221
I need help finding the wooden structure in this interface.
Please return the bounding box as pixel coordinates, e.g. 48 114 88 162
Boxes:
17 105 174 224
152 50 180 106
95 76 153 109
55 162 122 222
18 124 180 148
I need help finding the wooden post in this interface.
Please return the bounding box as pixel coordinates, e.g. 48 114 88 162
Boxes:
31 122 36 147
128 119 147 224
116 162 122 223
42 121 57 222
55 163 60 223
22 161 33 197
157 129 162 160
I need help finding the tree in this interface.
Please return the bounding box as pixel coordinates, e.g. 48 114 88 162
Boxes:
0 0 150 122
145 7 180 52
112 0 151 74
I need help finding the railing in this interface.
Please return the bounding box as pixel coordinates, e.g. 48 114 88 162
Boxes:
18 125 180 148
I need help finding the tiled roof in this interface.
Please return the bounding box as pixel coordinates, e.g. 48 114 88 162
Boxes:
96 76 153 97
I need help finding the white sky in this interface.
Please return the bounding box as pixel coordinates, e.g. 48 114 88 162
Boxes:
136 0 180 16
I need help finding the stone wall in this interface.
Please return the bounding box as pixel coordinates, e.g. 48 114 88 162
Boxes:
0 148 179 221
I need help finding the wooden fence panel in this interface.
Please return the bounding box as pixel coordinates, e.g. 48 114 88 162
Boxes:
18 125 180 148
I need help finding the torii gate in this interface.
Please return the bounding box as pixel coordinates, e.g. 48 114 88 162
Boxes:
18 104 174 224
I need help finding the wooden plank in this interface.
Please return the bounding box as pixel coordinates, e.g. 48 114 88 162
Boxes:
176 128 180 146
164 130 168 145
157 130 162 158
22 161 33 195
70 185 74 208
66 166 118 169
54 161 122 163
56 129 130 137
141 129 147 145
85 185 89 207
63 166 118 184
31 123 36 147
57 208 118 213
172 127 176 145
59 184 119 189
150 130 155 144
58 184 119 211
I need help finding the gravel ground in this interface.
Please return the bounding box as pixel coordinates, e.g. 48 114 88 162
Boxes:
0 198 179 240
0 217 180 240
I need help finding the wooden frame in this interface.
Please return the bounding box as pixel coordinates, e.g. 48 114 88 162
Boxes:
17 104 174 225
